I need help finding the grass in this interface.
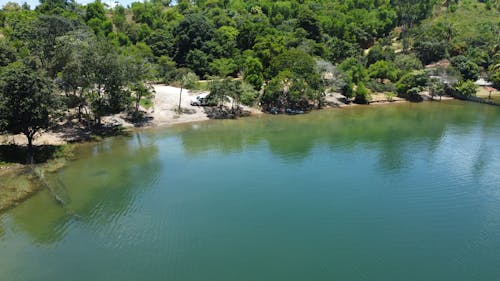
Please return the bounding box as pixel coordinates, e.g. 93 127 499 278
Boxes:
424 1 500 43
140 98 154 110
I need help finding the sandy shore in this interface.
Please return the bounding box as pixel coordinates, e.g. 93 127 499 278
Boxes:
1 86 455 147
0 85 215 146
150 85 211 126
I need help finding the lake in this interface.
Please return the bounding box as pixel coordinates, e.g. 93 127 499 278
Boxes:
1 101 500 281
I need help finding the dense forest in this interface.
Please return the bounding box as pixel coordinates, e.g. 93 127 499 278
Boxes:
0 0 499 161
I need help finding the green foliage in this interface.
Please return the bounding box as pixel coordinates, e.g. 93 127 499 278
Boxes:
339 57 368 84
450 55 479 81
385 92 396 101
454 80 478 97
0 62 63 162
413 40 446 65
396 70 428 95
0 0 497 127
428 77 445 99
269 49 316 78
262 70 321 110
131 82 155 113
156 56 177 83
85 0 106 22
354 82 371 104
209 78 235 106
489 62 500 89
186 49 210 77
173 13 215 65
297 7 321 42
239 81 258 106
368 60 398 82
243 56 264 90
417 0 499 68
146 29 175 58
366 44 395 66
365 80 396 93
394 54 423 73
325 37 360 63
0 40 17 67
341 81 355 99
209 58 238 77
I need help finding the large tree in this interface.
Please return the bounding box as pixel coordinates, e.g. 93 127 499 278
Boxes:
0 63 63 163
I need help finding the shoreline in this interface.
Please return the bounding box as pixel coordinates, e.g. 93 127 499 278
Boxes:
0 89 460 213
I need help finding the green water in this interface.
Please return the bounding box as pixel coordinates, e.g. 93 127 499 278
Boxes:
1 101 500 281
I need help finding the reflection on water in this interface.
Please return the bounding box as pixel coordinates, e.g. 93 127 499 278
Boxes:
1 133 161 245
1 100 500 281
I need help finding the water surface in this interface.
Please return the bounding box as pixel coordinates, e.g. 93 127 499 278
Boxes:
1 101 500 281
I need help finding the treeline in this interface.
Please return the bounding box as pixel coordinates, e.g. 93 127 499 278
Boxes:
0 0 499 161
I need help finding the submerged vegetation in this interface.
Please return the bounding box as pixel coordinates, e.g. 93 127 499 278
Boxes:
0 0 499 164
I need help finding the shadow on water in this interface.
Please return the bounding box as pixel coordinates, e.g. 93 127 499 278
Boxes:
1 132 161 245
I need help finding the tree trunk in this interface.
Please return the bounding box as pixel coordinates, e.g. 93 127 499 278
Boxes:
135 97 140 113
178 87 183 113
26 134 34 165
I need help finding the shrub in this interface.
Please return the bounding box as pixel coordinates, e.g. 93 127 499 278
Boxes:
354 83 371 104
454 80 478 97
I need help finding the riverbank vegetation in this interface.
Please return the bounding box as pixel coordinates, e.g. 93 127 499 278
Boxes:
0 0 499 164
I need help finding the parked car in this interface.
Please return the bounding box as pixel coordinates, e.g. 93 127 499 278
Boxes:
190 93 210 106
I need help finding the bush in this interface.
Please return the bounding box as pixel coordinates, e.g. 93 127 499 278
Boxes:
454 80 478 97
394 54 423 72
354 83 371 104
450 55 479 81
413 40 446 65
396 71 428 95
341 81 355 100
365 80 396 93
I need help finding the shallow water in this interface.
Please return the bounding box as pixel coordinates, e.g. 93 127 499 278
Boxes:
1 101 500 281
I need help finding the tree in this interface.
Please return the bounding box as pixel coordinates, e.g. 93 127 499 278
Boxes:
239 81 258 106
394 54 423 72
392 0 434 52
396 70 428 95
342 81 355 100
326 37 361 63
0 63 63 163
209 58 238 77
450 55 479 81
262 70 320 111
131 82 155 114
354 82 371 104
339 57 368 84
173 13 215 65
0 40 17 67
269 49 316 78
368 60 398 82
178 72 198 112
428 77 445 100
208 78 233 107
489 62 500 89
243 56 264 90
185 49 210 77
297 7 321 42
454 80 477 98
366 44 395 66
156 56 177 83
413 40 446 65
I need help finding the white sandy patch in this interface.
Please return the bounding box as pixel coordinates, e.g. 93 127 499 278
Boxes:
150 85 210 126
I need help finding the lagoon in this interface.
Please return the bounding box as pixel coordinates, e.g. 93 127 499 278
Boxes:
1 101 500 281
